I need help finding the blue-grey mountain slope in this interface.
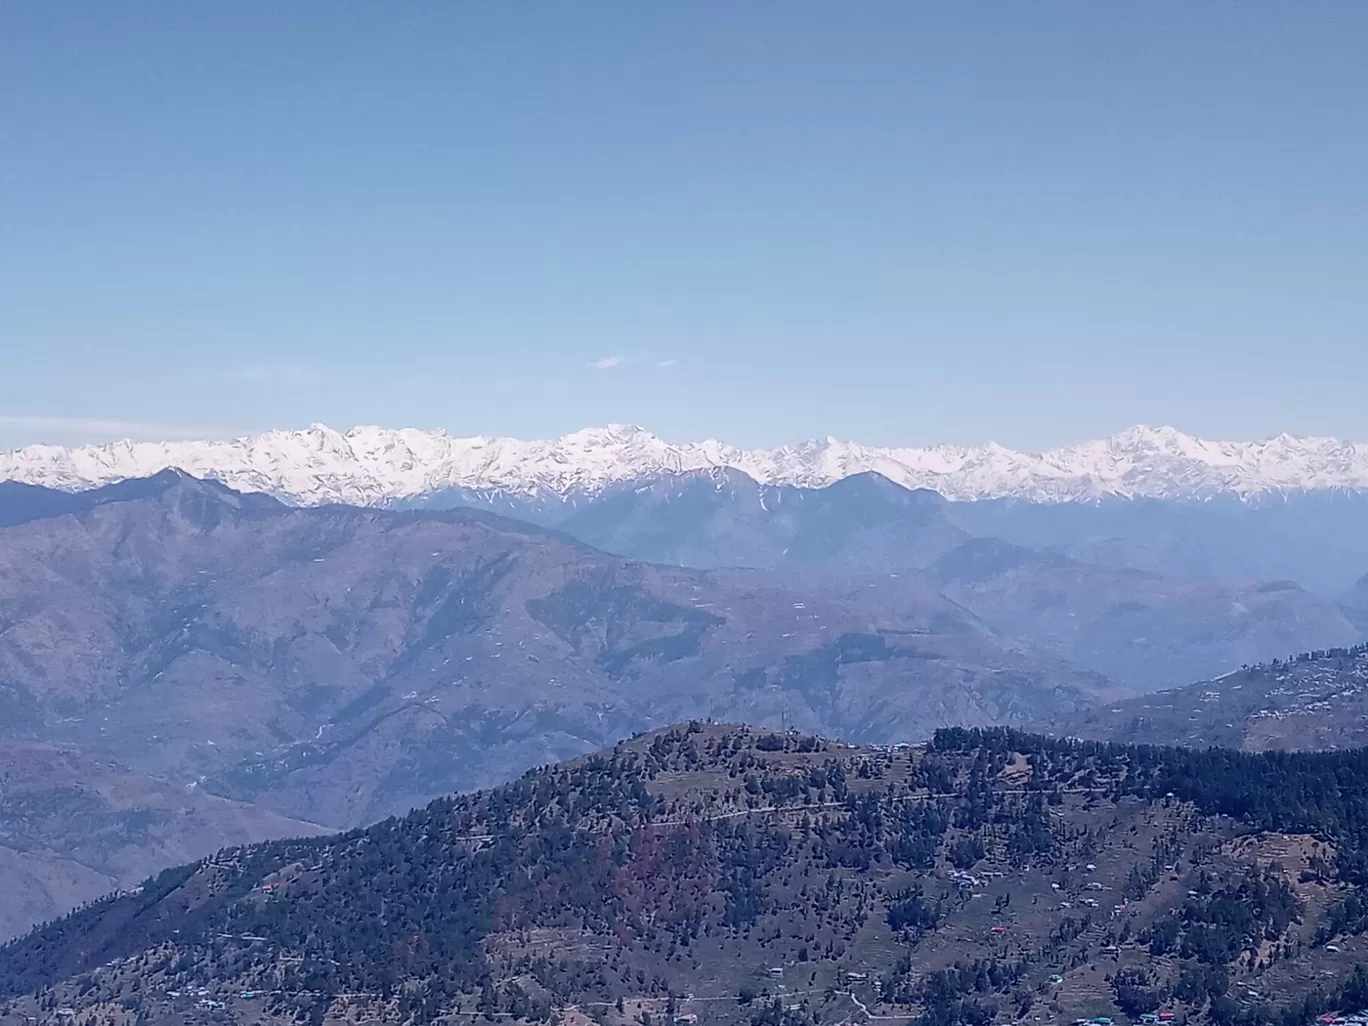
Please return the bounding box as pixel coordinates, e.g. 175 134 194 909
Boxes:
0 473 1113 833
927 537 1363 692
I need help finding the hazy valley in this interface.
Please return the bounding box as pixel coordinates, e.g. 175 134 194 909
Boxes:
1 433 1367 998
0 471 1117 937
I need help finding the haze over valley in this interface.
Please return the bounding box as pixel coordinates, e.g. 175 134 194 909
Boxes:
1 425 1366 942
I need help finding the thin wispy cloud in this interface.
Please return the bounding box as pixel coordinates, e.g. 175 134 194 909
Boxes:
587 354 676 371
224 359 324 386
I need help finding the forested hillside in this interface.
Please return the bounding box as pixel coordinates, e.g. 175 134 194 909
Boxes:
1058 645 1368 750
0 744 322 940
8 726 1368 1026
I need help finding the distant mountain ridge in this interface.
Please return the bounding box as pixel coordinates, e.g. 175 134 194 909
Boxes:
4 422 1368 506
0 470 1117 833
550 468 970 571
0 469 1363 943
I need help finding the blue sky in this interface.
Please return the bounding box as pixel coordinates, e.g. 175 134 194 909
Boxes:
1 3 1365 451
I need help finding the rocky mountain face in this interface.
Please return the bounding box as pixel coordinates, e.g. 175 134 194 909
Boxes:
440 471 1364 690
4 423 1368 506
410 470 1367 691
0 472 1112 836
390 479 1368 597
0 743 322 940
7 725 1368 1026
552 470 970 572
1054 644 1368 751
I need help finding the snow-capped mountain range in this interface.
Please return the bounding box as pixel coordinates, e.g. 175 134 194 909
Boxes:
1 424 1366 506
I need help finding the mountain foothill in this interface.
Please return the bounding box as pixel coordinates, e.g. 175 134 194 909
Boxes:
0 442 1366 1026
9 724 1368 1026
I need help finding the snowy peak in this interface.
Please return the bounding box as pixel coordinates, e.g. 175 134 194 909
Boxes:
0 424 1366 507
